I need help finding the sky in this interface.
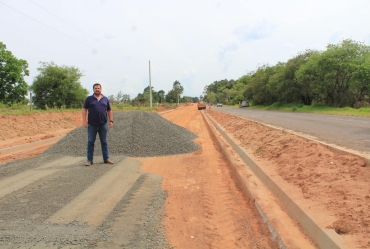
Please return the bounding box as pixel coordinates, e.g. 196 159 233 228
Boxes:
1 0 370 99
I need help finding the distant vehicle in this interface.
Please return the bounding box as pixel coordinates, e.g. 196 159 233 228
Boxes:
197 100 207 110
239 101 249 108
217 103 222 107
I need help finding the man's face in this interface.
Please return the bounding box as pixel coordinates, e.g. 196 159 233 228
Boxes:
94 85 102 95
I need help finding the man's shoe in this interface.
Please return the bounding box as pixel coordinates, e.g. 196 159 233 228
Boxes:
104 159 114 164
85 161 93 166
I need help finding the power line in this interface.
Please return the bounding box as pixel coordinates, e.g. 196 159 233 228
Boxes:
28 0 126 56
1 1 95 49
29 1 100 45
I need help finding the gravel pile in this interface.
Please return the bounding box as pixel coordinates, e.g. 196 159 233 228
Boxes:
0 111 197 248
44 111 200 158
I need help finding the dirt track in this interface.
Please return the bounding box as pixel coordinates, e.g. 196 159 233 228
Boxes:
1 104 369 248
0 104 282 248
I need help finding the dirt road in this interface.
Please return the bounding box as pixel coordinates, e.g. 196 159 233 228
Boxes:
0 105 282 248
2 104 369 248
140 106 286 248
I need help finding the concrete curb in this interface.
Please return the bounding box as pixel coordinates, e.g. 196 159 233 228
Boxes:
200 111 287 248
202 111 344 249
231 113 370 167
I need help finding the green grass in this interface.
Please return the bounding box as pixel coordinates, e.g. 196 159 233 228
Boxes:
0 102 173 115
3 102 368 117
247 102 370 117
111 102 177 112
0 103 81 115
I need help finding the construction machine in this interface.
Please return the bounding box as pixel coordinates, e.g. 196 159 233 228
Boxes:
197 100 207 110
197 95 207 110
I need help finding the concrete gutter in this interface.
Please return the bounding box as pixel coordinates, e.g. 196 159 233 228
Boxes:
202 111 344 249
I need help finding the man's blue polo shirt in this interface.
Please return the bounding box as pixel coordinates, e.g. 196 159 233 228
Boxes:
83 95 111 125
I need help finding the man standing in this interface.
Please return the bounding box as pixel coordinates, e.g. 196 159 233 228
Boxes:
82 83 114 166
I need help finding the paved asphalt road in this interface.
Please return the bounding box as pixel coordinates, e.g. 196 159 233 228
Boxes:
213 106 370 155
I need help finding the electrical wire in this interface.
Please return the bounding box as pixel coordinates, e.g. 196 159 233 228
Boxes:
29 1 101 46
0 1 95 49
28 0 126 56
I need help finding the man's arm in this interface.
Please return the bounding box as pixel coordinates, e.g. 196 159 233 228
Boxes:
82 108 88 128
107 109 113 127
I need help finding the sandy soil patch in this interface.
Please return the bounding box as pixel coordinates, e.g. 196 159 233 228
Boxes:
2 105 369 248
139 105 278 248
205 108 370 248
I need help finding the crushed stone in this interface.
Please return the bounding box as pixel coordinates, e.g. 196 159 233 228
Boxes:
44 111 200 158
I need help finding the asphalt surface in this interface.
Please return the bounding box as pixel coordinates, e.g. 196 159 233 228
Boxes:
214 106 370 154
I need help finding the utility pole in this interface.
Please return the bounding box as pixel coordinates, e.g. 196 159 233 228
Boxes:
29 92 32 111
149 60 152 108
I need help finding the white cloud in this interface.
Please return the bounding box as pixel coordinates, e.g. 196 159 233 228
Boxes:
1 0 369 99
219 42 240 61
234 19 276 43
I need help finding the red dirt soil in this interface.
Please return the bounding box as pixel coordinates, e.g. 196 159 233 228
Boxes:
2 106 370 248
205 109 370 248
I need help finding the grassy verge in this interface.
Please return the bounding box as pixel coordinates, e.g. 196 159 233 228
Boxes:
110 102 177 112
0 103 176 115
0 103 81 115
247 102 370 117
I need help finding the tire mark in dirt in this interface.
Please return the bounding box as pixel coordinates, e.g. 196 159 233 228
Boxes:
48 157 142 228
155 107 276 249
99 172 169 248
0 156 82 198
197 114 271 249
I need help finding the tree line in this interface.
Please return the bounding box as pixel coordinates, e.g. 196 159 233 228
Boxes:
0 41 194 109
3 39 369 109
204 39 370 108
122 80 193 106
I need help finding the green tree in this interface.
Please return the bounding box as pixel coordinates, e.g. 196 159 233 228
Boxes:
316 39 368 106
296 39 370 107
133 86 161 105
238 75 251 85
216 91 228 104
30 62 88 109
204 79 235 95
0 42 29 104
165 89 177 103
108 95 116 103
172 80 184 105
202 39 370 107
158 90 165 103
225 81 247 104
247 64 277 105
122 94 131 104
282 50 316 104
203 79 238 104
351 53 370 106
116 90 123 102
266 62 286 103
144 86 159 104
295 51 322 105
206 92 217 104
181 96 192 103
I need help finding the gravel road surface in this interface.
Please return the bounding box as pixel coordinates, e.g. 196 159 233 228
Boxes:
0 154 170 248
0 111 201 249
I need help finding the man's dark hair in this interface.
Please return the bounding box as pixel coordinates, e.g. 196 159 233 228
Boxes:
93 83 101 89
